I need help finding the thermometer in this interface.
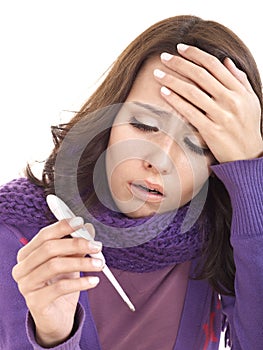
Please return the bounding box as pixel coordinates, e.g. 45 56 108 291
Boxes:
46 194 135 312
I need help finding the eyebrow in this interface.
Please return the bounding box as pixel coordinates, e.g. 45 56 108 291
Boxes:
133 101 172 118
132 101 199 132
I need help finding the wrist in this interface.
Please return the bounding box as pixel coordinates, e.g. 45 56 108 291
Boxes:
36 328 72 348
27 305 85 349
220 148 263 163
249 140 263 159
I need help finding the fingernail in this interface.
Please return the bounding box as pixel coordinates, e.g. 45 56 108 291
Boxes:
88 276 100 285
177 43 189 52
153 69 166 78
225 57 237 68
84 223 96 239
69 217 84 229
90 240 103 251
161 52 173 61
161 86 171 96
91 258 103 268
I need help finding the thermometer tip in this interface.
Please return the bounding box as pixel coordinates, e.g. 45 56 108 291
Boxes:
127 302 136 312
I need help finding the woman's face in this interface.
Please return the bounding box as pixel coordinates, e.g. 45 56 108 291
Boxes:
106 57 214 218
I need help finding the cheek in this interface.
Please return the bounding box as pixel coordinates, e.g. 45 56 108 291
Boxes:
169 154 211 204
106 156 138 200
107 163 128 199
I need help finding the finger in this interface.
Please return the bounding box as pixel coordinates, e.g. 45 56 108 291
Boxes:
154 68 220 121
17 256 103 294
174 44 242 91
160 53 224 99
17 218 84 262
26 276 100 310
160 85 214 133
84 223 96 239
12 238 102 281
223 57 254 92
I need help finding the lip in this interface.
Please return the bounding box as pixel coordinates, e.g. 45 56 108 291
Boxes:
144 180 164 195
129 180 165 203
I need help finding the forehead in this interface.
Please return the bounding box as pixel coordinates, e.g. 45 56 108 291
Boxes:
124 56 197 132
126 55 194 116
126 56 175 112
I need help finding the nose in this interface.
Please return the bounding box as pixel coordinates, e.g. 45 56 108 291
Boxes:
143 159 172 175
143 137 174 175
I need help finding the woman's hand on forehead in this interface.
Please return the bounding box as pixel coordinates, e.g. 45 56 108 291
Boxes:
153 44 263 163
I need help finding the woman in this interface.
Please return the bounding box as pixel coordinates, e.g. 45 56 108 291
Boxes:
1 15 262 349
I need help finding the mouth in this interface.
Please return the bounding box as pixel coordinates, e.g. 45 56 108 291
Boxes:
129 180 164 203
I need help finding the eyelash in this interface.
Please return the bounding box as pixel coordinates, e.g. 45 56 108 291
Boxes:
184 137 210 156
130 116 159 132
129 116 210 156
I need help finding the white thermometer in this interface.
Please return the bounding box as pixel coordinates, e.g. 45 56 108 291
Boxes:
46 194 135 312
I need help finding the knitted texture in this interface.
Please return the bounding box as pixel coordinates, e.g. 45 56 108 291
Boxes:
0 178 54 227
0 178 206 272
86 199 206 272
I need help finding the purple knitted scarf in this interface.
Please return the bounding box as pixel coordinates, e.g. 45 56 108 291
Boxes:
0 178 207 272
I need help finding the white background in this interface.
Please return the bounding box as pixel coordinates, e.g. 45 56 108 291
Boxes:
1 1 261 347
0 0 262 186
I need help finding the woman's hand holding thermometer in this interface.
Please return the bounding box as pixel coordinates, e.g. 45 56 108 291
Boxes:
46 194 135 312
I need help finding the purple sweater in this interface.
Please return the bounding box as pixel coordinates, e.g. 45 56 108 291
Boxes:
0 158 263 349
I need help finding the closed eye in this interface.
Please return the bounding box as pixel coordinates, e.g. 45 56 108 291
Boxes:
130 116 210 156
184 137 210 156
129 116 159 133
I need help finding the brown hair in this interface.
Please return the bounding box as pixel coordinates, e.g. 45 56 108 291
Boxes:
27 15 262 296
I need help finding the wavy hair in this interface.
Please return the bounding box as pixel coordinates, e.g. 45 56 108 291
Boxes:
27 15 263 296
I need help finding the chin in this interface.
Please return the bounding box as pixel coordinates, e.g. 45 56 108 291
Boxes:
125 209 156 219
114 202 157 219
114 197 183 218
122 203 170 218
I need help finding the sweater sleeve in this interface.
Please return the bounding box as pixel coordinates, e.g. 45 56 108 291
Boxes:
0 222 98 350
26 304 85 350
212 157 263 349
